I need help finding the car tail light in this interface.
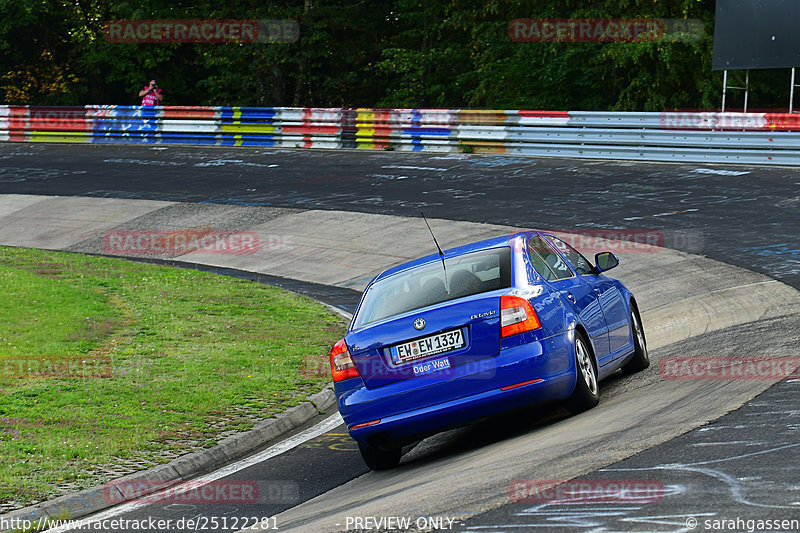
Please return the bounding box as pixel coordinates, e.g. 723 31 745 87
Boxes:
500 378 543 391
501 295 541 337
349 419 381 430
330 338 360 382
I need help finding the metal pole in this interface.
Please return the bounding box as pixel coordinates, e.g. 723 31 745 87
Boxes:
722 70 728 112
791 67 796 113
743 70 749 113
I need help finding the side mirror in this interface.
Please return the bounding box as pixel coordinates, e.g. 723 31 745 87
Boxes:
595 252 619 272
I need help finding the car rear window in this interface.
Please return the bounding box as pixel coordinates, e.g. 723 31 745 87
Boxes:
353 247 512 328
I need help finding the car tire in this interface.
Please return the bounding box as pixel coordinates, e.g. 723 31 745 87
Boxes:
358 443 401 471
566 331 600 414
621 306 649 375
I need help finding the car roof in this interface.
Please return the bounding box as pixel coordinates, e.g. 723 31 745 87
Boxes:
372 230 540 283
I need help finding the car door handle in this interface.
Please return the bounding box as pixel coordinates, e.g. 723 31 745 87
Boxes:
593 288 600 294
566 292 576 302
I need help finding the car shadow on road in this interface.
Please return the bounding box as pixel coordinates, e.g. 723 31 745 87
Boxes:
398 401 572 467
396 363 661 469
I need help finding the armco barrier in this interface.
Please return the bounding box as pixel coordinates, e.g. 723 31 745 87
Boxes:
2 105 800 165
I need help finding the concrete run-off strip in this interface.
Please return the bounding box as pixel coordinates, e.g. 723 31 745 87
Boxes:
0 194 798 528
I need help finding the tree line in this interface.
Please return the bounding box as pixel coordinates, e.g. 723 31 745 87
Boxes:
0 0 792 111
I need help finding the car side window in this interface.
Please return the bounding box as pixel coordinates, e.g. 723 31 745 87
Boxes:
527 235 573 281
546 235 595 276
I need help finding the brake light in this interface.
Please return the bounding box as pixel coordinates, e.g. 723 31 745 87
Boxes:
330 338 360 382
501 295 541 337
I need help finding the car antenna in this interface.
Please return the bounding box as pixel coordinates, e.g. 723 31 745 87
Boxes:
420 210 448 284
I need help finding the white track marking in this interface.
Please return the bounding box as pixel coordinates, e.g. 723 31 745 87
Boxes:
42 413 344 532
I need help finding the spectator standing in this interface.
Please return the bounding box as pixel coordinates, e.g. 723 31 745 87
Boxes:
139 80 163 106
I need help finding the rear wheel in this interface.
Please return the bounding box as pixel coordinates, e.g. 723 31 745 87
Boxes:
358 443 401 471
566 332 600 414
621 306 649 375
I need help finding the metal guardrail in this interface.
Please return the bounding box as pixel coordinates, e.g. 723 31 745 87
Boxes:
2 105 800 165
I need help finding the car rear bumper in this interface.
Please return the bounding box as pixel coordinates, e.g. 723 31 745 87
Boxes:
336 335 575 448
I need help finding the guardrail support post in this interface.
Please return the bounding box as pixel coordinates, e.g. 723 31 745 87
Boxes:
743 69 749 113
722 70 728 112
721 69 749 113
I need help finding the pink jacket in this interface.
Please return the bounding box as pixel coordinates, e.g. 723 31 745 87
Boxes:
141 87 162 106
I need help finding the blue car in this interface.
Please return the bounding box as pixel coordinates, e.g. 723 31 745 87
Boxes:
329 231 649 470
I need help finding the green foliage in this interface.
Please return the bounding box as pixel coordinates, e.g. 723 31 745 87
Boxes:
0 0 792 110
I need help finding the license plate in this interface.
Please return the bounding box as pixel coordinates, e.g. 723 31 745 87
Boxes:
391 329 464 364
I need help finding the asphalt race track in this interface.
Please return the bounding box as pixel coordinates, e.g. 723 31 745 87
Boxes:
1 143 798 289
0 143 798 532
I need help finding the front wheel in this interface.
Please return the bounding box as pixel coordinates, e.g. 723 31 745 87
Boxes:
621 306 649 375
565 332 600 414
358 443 401 471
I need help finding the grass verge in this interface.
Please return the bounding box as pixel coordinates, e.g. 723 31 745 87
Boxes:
0 246 346 509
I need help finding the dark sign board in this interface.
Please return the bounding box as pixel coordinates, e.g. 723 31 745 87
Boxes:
712 0 800 70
